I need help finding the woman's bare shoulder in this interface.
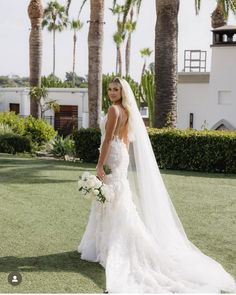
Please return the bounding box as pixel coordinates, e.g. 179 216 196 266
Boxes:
107 105 120 118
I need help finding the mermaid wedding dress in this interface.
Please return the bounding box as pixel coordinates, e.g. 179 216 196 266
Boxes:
78 79 236 293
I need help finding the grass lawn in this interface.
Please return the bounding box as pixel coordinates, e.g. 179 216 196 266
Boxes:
0 153 235 293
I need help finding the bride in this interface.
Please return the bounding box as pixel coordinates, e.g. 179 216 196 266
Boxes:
78 77 236 293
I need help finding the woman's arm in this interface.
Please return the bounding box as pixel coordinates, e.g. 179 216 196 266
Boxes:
96 105 119 180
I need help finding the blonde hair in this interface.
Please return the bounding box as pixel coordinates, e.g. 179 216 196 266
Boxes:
110 77 129 141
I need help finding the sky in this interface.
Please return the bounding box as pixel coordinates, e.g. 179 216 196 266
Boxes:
0 0 235 82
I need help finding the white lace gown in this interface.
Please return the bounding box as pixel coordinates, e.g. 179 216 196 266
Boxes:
78 115 236 293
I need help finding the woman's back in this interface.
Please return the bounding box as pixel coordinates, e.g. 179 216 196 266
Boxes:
112 104 129 144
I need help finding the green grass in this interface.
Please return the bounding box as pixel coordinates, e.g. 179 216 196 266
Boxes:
0 153 235 293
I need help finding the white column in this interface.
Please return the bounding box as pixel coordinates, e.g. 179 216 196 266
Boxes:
20 89 30 116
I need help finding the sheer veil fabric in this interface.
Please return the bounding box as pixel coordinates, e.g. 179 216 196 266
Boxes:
116 78 236 292
78 78 236 293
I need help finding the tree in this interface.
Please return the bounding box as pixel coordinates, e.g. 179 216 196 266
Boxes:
112 1 141 77
67 0 105 128
29 86 60 118
28 0 44 118
42 1 68 77
65 71 87 87
195 0 236 28
124 15 136 76
154 0 179 128
140 48 153 78
113 31 125 75
110 4 126 75
70 19 83 87
117 0 179 128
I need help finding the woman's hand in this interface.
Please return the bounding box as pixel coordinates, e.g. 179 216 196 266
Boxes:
96 165 106 181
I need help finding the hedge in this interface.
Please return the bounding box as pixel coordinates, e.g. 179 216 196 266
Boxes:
148 128 236 173
0 133 31 154
73 128 101 163
73 127 236 173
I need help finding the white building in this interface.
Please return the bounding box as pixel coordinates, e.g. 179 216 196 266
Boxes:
177 25 236 130
0 87 89 135
0 26 235 132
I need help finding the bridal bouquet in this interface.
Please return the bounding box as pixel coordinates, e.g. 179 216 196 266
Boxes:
78 171 114 203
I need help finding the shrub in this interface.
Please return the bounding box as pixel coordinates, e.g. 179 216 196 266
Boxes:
0 133 31 154
23 116 57 148
73 128 101 163
48 135 75 158
0 112 57 149
0 123 14 135
0 112 25 134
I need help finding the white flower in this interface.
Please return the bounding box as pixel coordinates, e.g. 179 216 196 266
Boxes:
92 189 99 196
87 179 95 189
94 178 102 189
77 180 84 189
90 174 97 181
81 172 90 181
78 171 115 204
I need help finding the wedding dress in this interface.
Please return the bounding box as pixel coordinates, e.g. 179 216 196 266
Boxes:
78 79 236 293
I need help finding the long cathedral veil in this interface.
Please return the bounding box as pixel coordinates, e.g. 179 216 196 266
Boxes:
117 78 236 292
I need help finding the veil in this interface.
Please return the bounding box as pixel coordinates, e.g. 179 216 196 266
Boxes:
117 78 236 292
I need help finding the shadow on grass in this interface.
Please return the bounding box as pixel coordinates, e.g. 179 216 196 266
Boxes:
0 251 105 289
1 154 235 180
0 155 96 185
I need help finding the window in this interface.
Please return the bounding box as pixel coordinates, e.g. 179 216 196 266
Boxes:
9 103 20 114
218 91 232 105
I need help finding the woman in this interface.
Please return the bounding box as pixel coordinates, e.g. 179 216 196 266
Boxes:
78 77 236 293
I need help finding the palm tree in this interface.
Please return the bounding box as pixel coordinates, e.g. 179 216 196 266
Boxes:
113 31 125 75
88 0 105 127
70 19 83 87
42 1 68 77
140 48 153 78
28 0 44 118
67 0 105 128
195 0 236 28
125 12 137 76
114 0 179 128
110 4 126 75
154 0 180 128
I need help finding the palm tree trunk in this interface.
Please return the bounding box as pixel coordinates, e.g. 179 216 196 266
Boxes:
53 28 56 76
72 32 77 87
116 46 119 74
88 0 105 127
28 0 44 118
125 32 131 76
118 46 122 76
154 0 179 128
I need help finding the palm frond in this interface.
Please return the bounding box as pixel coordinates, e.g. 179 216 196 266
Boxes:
78 0 87 18
122 0 133 26
66 0 72 15
195 0 201 15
